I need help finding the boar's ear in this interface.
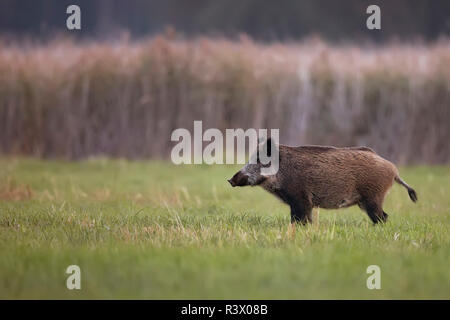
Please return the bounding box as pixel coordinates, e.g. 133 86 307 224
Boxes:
260 137 278 158
266 138 272 157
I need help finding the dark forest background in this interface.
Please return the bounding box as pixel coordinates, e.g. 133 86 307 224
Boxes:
1 0 450 42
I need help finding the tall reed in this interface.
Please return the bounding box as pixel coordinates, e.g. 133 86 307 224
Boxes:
0 36 449 164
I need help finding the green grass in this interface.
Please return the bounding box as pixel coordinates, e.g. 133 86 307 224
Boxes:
0 158 449 299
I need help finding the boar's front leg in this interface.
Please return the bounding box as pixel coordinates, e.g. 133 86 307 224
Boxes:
289 196 313 225
274 189 313 225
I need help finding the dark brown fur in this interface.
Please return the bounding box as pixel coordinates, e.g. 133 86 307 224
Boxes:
229 143 418 225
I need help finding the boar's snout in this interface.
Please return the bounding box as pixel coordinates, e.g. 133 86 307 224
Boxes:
228 171 248 187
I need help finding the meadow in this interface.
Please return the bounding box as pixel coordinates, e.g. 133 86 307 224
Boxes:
0 158 448 299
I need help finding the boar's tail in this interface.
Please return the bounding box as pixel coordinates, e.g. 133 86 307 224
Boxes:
395 176 418 203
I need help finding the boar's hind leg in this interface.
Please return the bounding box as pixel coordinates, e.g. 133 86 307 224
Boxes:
290 201 313 225
359 199 388 224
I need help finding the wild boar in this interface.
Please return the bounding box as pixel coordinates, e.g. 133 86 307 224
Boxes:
228 139 417 224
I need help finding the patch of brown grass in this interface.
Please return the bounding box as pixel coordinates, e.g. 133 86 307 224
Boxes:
0 178 34 201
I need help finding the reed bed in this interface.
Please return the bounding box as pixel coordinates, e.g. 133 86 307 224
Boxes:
0 36 449 163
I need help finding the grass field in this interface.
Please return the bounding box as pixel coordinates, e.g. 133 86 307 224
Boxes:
0 158 449 299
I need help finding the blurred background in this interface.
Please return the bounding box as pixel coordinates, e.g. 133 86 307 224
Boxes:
0 0 449 163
